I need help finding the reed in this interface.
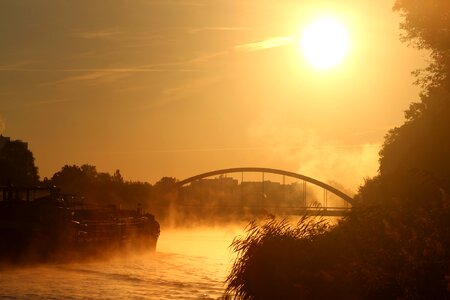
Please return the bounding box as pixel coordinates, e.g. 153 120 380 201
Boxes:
225 215 340 299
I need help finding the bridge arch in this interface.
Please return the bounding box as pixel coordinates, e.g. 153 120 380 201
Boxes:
177 167 354 206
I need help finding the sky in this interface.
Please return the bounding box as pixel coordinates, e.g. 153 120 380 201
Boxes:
0 0 428 192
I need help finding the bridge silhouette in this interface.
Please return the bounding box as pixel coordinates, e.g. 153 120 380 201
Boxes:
177 167 354 217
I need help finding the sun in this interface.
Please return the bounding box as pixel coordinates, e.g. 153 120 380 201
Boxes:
300 17 350 70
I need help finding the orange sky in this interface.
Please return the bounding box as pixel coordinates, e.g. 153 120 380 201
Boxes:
0 0 428 192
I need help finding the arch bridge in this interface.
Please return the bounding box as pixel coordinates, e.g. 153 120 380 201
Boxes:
177 167 354 216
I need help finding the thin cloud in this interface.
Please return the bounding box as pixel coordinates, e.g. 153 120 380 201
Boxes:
73 29 165 45
74 29 122 40
43 70 133 86
62 67 194 72
0 60 40 71
188 50 230 63
20 65 197 86
151 75 221 108
115 147 264 154
142 0 205 6
189 36 295 63
1 34 295 87
0 66 196 73
29 99 74 106
162 76 219 96
1 35 295 75
139 35 297 105
0 62 198 87
91 143 382 155
188 27 253 34
235 36 295 52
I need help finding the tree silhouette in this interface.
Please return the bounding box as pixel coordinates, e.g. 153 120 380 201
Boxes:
394 0 449 90
377 0 450 191
49 164 155 211
0 136 39 185
51 164 96 195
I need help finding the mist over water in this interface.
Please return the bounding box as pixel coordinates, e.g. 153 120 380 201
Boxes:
0 218 338 299
0 225 245 299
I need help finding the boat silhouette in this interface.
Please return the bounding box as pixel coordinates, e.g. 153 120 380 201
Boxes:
0 185 160 262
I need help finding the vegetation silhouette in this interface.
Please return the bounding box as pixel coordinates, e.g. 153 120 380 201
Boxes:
46 164 152 210
0 136 39 186
47 166 345 226
2 142 344 230
225 0 450 299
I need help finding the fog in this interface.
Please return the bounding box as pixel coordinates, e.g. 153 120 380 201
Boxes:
249 121 380 194
0 224 249 299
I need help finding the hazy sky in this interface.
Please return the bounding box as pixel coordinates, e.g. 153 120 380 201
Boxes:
0 0 427 192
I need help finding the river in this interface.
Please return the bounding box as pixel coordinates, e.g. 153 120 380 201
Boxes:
0 226 244 299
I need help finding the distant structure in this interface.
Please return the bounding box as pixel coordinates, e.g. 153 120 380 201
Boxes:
0 135 11 149
178 167 354 216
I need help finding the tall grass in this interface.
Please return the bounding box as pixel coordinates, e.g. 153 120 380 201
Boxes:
225 215 348 299
225 181 450 299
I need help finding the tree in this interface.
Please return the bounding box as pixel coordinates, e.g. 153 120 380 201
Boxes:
394 0 449 90
51 164 96 195
378 0 450 190
0 137 39 185
354 1 450 296
49 164 155 210
154 177 177 192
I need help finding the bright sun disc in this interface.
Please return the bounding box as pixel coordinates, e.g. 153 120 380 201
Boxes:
301 17 350 70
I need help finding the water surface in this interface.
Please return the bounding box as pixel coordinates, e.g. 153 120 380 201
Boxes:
0 226 244 299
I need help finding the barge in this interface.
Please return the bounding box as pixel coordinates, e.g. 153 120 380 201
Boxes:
0 186 160 262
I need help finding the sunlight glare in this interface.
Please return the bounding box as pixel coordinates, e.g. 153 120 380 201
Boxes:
300 17 350 70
